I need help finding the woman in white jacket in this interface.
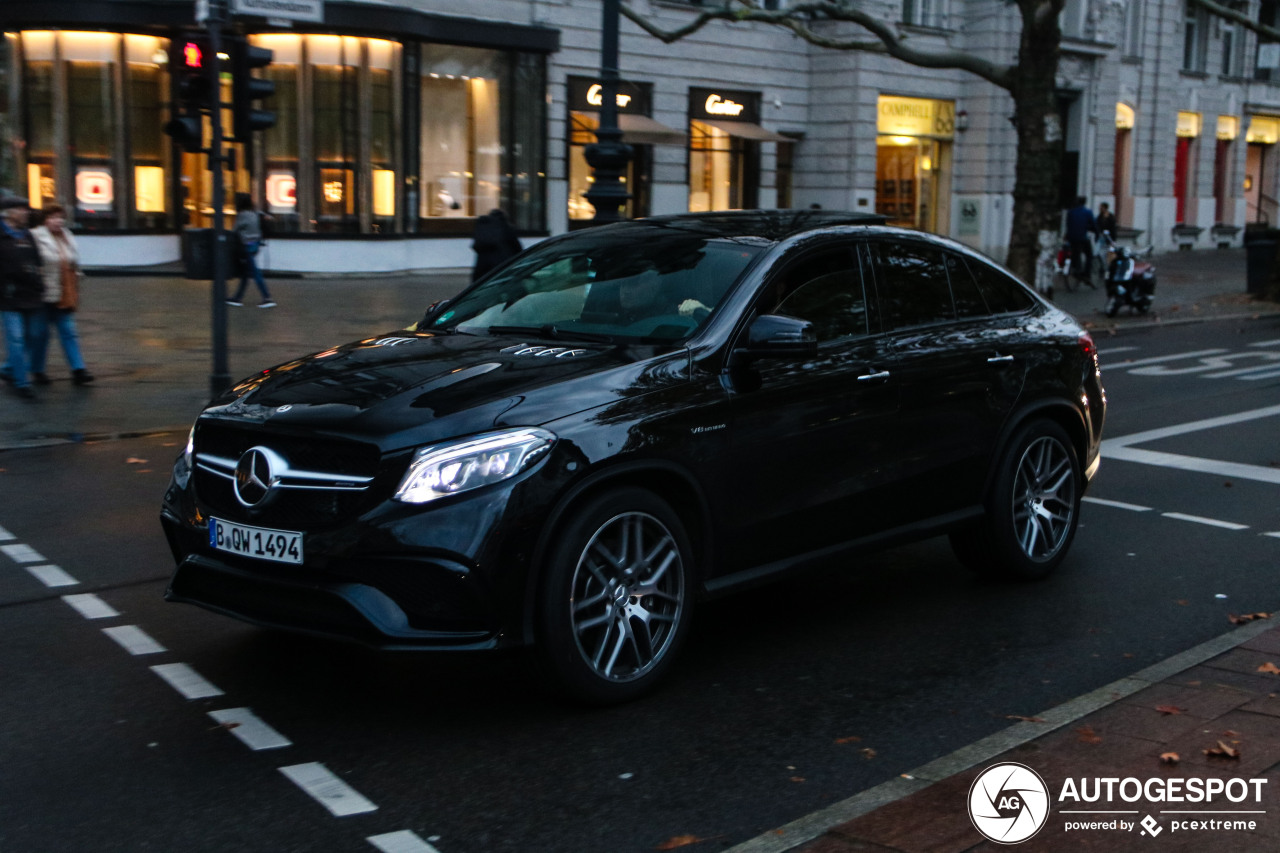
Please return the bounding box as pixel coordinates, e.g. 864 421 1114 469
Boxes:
29 203 93 385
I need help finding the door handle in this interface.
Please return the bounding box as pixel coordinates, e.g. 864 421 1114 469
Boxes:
987 354 1015 363
857 370 891 382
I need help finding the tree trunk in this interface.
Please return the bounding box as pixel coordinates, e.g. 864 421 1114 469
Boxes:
1005 1 1066 283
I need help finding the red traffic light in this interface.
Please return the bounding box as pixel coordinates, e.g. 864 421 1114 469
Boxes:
182 41 203 69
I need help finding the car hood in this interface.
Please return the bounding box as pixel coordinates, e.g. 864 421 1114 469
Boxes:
200 331 689 449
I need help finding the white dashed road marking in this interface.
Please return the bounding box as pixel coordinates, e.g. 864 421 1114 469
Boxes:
1081 497 1152 512
1160 512 1250 531
150 663 225 700
0 524 14 541
1115 348 1229 368
367 830 443 853
2 543 45 563
102 625 168 656
61 593 121 620
1249 339 1280 347
208 708 293 751
26 565 79 587
279 762 379 817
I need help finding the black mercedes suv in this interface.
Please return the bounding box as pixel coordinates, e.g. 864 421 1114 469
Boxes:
161 210 1105 703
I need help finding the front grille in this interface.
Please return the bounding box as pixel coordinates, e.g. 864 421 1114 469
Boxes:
192 421 387 530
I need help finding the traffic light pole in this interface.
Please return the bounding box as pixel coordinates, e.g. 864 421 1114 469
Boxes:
205 2 232 397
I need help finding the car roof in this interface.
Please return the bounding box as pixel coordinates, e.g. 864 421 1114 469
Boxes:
623 209 887 241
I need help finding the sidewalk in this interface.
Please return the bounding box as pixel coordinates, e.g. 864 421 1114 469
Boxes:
0 270 467 449
729 616 1280 853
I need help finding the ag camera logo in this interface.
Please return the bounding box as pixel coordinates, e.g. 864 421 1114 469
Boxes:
969 762 1051 844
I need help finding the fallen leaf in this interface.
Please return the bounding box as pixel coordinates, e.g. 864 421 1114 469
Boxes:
860 748 877 760
125 457 148 465
1006 715 1047 723
1123 653 1135 658
1160 752 1180 764
1077 726 1103 744
1155 706 1185 716
209 722 241 732
1222 730 1240 738
1175 600 1189 606
790 776 805 783
1257 662 1280 675
655 836 718 851
1230 613 1271 625
834 735 862 744
1204 741 1240 760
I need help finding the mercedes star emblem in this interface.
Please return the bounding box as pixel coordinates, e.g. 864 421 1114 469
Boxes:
233 446 287 507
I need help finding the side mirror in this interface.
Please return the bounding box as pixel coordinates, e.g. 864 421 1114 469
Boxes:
418 298 450 330
728 314 817 370
746 314 817 356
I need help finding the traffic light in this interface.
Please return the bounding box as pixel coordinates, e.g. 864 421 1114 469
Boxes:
230 36 276 140
165 37 211 153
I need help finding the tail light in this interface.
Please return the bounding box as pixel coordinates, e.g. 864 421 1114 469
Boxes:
1078 332 1097 361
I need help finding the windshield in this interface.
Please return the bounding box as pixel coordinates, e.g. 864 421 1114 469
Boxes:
428 225 767 343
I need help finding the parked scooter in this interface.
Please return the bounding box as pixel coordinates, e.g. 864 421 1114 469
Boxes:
1103 239 1157 316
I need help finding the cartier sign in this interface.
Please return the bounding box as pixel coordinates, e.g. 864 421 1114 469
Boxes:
689 87 759 123
568 76 648 114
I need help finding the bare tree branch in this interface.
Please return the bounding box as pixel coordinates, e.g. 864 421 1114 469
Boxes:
620 1 1013 89
1192 0 1280 42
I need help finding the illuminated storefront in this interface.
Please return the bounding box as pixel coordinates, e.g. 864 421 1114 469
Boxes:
566 76 685 224
876 95 955 232
0 2 554 257
687 87 787 212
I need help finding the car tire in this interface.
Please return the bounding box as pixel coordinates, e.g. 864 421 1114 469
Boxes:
536 487 694 704
951 419 1081 581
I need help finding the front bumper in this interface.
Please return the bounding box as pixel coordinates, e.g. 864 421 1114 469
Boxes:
160 453 561 650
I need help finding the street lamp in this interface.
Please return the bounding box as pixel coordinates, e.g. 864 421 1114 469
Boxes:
584 0 632 223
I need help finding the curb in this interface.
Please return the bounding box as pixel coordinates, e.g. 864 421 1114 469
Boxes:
0 426 187 453
724 616 1280 853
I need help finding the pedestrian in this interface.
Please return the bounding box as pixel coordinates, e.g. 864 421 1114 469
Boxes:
0 195 45 399
1064 195 1097 288
29 203 94 386
470 208 522 282
1096 201 1117 242
227 193 275 308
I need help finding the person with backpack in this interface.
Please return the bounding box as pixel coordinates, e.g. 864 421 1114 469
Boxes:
0 196 44 399
227 193 275 308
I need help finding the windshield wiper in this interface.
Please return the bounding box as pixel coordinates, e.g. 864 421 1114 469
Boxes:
485 325 614 344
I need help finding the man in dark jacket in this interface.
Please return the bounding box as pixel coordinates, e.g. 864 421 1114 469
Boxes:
470 208 522 282
0 196 45 398
1065 196 1098 288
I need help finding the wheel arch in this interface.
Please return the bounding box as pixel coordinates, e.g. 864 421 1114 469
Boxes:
521 460 712 646
987 399 1090 497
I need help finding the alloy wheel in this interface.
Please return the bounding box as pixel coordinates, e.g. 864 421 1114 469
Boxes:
1012 436 1077 562
569 511 685 683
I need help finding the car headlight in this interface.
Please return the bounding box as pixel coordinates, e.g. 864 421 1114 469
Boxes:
394 427 556 504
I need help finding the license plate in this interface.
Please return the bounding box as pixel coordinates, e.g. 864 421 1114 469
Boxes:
209 517 303 564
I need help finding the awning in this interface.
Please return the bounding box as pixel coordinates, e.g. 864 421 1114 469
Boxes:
576 112 687 146
698 118 792 143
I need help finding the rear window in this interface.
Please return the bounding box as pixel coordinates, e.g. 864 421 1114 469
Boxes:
964 256 1035 314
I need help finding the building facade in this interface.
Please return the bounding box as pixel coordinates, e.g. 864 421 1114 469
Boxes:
0 0 1275 272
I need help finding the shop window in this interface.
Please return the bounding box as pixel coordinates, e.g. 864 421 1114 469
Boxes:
568 112 650 222
690 120 753 211
420 45 504 222
257 34 300 231
126 35 167 226
312 36 361 233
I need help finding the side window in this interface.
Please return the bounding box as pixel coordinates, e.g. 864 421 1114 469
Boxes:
945 252 990 319
871 241 955 329
964 256 1036 314
771 247 868 342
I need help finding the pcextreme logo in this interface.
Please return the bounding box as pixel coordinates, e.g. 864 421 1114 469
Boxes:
968 763 1270 843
